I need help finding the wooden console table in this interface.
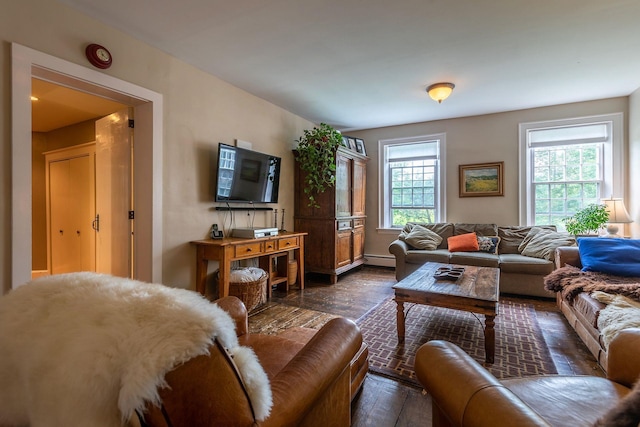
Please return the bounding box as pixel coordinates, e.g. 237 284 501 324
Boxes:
191 231 306 299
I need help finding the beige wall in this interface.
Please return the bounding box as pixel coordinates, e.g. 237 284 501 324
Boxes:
1 0 314 292
349 98 631 260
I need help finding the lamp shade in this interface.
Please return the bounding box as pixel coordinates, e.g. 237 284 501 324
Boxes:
427 83 455 103
601 197 632 238
601 198 632 223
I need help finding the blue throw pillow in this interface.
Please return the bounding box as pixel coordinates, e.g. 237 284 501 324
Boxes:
577 238 640 277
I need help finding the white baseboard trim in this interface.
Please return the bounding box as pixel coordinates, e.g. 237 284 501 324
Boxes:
364 254 395 268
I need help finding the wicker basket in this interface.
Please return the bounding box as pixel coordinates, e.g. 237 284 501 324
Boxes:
225 268 268 312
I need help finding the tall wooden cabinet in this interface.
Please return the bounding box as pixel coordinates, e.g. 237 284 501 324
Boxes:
294 147 368 283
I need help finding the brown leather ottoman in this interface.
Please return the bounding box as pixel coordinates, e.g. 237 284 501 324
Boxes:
278 326 369 400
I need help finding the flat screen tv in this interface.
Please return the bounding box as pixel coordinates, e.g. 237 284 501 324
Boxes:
214 143 281 203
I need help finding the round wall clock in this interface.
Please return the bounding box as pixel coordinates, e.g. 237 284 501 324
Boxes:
85 44 112 69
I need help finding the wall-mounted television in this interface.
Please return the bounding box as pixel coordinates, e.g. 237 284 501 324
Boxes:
214 143 281 203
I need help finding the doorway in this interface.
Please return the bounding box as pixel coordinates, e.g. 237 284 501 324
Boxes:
11 43 163 288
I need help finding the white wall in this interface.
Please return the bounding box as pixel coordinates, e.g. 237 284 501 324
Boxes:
1 0 314 293
349 98 630 259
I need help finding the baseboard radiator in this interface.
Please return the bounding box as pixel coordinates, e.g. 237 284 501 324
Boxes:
363 254 395 268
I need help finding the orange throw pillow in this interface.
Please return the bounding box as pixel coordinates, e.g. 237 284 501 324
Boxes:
447 232 479 252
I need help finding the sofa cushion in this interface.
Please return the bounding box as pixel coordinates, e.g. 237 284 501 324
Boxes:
571 293 605 330
498 254 555 275
578 238 640 277
449 252 499 268
448 232 480 252
405 249 451 264
403 223 453 249
498 225 556 254
453 223 498 237
400 224 443 250
478 236 500 254
519 228 576 261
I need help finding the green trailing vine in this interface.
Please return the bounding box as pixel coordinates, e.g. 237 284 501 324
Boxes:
294 123 343 208
562 203 610 235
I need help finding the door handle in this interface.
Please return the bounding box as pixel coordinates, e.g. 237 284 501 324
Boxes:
92 214 100 232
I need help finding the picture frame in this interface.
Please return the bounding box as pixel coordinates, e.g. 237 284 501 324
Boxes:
347 137 357 151
459 161 504 197
355 138 367 156
341 136 350 148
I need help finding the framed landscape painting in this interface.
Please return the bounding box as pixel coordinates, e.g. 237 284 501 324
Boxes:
459 161 504 197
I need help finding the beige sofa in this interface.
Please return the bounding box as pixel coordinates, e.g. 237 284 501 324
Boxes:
389 223 570 298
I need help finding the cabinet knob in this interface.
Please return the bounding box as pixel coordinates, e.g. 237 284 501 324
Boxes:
59 230 64 235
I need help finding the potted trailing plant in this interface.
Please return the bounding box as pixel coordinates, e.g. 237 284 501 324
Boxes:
562 203 610 236
294 123 343 208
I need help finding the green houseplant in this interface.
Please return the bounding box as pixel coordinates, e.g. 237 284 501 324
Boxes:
562 203 610 235
294 123 343 208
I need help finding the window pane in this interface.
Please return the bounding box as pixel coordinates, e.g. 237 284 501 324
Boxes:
532 144 603 228
383 137 442 228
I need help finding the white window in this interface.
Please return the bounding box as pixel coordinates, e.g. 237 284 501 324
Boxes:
519 113 624 230
379 134 446 229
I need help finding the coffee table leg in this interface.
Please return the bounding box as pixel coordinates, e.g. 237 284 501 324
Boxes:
484 314 496 364
396 300 405 343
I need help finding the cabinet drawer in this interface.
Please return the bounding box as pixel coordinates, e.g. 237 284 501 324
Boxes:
353 218 365 228
337 220 352 230
278 237 299 250
264 240 277 253
234 242 263 258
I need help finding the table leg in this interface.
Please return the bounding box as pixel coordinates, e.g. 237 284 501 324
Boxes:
396 300 406 343
484 314 496 364
195 246 208 296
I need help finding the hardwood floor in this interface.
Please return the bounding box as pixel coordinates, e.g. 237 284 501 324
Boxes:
269 265 604 427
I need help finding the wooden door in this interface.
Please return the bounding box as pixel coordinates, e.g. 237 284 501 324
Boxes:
352 158 367 217
352 221 365 262
336 228 352 268
335 153 352 218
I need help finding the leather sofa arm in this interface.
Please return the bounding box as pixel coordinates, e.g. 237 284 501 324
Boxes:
554 246 582 269
606 328 640 388
214 296 248 336
416 340 551 427
264 317 362 426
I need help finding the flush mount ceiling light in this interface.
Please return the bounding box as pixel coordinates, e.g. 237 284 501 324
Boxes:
427 82 455 103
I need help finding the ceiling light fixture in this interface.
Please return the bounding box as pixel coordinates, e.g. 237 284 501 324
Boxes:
427 82 455 103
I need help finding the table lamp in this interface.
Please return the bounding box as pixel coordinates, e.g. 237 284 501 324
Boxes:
601 197 633 238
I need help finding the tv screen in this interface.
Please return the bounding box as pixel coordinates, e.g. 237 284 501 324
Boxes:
214 143 281 203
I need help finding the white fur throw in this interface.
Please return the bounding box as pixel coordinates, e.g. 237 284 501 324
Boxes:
0 272 272 427
592 291 640 350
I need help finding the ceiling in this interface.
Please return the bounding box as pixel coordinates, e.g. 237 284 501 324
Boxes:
54 0 640 131
32 79 127 132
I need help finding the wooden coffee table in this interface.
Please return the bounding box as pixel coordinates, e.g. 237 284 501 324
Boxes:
393 262 500 364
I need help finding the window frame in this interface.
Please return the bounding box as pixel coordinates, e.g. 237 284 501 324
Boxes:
378 134 446 230
518 113 624 226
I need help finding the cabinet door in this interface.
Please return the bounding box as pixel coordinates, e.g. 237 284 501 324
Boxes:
353 221 365 262
336 229 352 268
352 158 367 217
335 153 352 217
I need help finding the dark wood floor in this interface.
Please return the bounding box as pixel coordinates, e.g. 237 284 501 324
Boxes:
269 265 605 427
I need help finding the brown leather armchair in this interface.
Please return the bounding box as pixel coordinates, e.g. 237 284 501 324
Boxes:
415 328 640 427
139 296 367 427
